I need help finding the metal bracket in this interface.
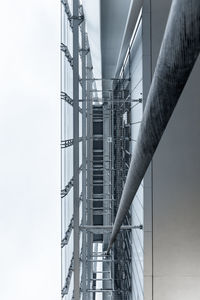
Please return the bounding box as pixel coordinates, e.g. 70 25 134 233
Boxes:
61 0 73 29
86 66 93 71
61 138 73 148
61 177 74 198
79 47 90 55
61 43 73 68
61 255 74 297
71 15 84 26
61 137 83 149
61 91 83 113
61 165 82 198
61 217 74 247
61 91 73 105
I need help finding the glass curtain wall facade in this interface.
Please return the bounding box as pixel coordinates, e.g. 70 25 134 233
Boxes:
112 12 144 300
60 1 200 299
61 1 144 299
61 1 100 299
61 0 86 298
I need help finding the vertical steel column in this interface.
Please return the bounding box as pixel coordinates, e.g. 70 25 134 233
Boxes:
86 48 93 299
81 17 87 300
111 94 115 295
103 103 111 248
103 101 112 299
73 0 80 298
91 243 98 293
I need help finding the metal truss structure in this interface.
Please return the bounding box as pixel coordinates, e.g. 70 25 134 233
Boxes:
61 1 143 299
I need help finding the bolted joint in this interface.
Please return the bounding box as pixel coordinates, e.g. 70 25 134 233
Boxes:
71 14 84 26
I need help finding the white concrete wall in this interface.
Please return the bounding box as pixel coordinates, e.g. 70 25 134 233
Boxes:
148 0 200 299
142 2 153 299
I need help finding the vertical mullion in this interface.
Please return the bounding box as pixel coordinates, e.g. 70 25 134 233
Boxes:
61 1 64 294
81 16 87 300
73 0 80 298
86 48 93 297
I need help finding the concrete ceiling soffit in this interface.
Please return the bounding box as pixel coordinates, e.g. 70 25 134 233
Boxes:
100 0 132 80
83 0 102 91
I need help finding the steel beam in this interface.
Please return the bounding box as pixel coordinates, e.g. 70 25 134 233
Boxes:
81 225 142 230
86 290 116 293
107 0 200 253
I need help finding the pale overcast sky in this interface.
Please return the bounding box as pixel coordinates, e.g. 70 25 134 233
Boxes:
0 1 60 299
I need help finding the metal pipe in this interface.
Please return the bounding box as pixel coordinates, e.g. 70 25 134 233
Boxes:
107 0 200 253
